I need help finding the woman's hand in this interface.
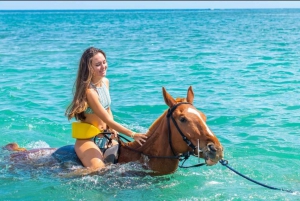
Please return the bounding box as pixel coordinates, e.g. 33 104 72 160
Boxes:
132 133 147 146
110 129 119 139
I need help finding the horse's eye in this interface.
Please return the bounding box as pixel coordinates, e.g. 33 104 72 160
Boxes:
179 116 187 123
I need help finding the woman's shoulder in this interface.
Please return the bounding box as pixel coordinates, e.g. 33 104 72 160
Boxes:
103 77 109 83
86 86 98 96
103 77 110 87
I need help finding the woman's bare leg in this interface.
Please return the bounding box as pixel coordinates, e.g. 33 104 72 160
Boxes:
75 139 105 170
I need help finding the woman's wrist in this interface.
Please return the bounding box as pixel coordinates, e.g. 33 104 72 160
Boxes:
130 132 136 138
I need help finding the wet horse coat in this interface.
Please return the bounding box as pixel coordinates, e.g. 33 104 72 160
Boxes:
5 86 223 175
117 86 223 174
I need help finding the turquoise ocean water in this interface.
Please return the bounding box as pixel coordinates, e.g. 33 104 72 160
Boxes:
0 9 300 200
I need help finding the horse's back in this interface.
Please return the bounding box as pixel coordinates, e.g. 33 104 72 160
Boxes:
52 144 118 166
52 145 83 166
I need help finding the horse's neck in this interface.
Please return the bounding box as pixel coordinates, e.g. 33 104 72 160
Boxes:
140 119 172 155
119 111 179 174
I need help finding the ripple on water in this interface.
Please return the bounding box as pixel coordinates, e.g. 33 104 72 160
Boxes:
1 9 300 201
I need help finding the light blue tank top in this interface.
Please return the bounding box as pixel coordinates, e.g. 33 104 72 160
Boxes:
85 81 111 113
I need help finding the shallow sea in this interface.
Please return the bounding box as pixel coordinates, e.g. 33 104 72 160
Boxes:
0 9 300 201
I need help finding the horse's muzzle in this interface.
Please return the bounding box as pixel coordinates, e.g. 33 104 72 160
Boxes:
207 144 217 153
205 143 223 166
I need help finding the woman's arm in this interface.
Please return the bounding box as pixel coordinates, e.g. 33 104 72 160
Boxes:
86 89 147 145
106 107 118 138
86 89 132 135
107 107 113 119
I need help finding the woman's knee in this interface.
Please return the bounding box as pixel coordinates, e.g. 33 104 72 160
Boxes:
78 150 105 169
89 158 105 169
74 140 105 169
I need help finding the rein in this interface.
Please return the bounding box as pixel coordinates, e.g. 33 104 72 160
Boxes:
117 136 296 193
119 102 206 168
118 131 188 160
116 105 297 193
219 159 296 193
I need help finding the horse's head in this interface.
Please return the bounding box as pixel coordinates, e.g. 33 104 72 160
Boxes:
162 86 223 166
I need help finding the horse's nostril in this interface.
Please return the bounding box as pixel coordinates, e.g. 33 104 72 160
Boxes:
208 144 217 153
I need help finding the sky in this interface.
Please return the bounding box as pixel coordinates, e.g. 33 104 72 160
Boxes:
1 1 300 10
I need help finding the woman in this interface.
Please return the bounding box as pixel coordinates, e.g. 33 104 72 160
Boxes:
65 47 147 171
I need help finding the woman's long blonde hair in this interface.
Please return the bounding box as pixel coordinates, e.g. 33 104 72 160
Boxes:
65 47 106 121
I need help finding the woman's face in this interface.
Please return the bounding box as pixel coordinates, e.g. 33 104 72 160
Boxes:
91 52 107 77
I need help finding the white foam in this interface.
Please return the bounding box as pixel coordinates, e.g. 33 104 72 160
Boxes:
27 140 50 149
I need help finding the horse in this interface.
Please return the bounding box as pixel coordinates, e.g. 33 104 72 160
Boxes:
4 86 223 176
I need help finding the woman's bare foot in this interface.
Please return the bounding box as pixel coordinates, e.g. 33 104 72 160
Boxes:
4 143 27 151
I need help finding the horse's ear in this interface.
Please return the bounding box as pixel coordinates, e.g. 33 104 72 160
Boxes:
162 87 176 108
186 86 194 104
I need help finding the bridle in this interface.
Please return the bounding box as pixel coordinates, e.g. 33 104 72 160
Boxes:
120 102 206 168
107 104 298 193
167 102 198 156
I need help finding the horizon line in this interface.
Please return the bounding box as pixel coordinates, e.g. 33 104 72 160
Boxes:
1 8 299 11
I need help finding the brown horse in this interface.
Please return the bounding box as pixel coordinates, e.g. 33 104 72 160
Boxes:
4 86 223 175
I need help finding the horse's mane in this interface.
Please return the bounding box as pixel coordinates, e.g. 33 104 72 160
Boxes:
120 97 187 146
146 97 187 136
147 111 166 135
